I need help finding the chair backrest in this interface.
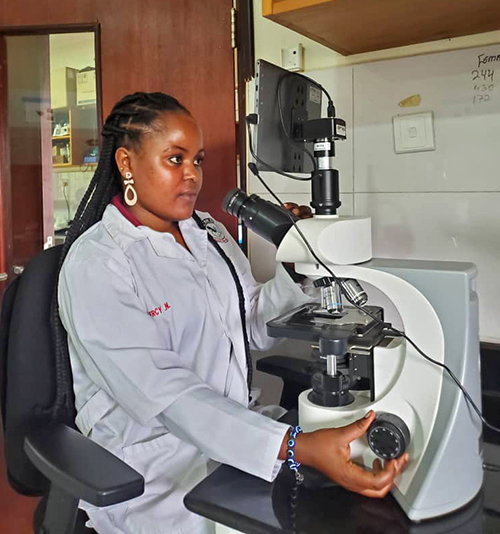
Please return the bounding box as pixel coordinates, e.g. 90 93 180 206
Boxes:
0 245 75 495
0 277 20 432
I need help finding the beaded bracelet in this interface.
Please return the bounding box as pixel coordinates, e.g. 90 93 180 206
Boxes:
286 425 304 482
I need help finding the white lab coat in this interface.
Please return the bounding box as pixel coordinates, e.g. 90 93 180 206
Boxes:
58 204 313 534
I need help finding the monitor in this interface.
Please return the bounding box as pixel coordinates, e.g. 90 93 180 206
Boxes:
254 59 322 174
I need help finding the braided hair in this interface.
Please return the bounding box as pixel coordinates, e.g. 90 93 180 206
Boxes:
50 92 190 420
49 91 253 421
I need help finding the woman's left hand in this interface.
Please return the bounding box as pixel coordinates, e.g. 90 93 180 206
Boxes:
283 202 313 220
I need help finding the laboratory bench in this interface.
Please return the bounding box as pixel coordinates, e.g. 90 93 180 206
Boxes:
185 410 500 534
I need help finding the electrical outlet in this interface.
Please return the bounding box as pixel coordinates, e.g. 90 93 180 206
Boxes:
281 44 304 72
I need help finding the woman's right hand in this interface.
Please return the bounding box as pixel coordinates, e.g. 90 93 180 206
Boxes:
280 411 409 498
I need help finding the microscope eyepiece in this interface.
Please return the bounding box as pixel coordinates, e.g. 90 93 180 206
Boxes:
222 188 296 247
222 188 247 218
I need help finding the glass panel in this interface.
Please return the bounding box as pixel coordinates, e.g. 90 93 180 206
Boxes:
6 34 51 269
49 33 98 239
4 31 98 275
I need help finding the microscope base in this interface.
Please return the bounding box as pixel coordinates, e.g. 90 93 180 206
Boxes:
299 389 483 521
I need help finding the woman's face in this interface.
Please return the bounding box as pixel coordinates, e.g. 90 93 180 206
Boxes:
117 111 204 226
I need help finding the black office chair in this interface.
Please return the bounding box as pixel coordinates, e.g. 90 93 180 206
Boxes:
0 245 144 534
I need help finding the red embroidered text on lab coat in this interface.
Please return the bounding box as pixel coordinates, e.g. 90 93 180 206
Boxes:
148 302 171 317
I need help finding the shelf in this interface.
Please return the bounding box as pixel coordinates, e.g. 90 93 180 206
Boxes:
263 0 500 55
52 109 72 169
52 107 98 170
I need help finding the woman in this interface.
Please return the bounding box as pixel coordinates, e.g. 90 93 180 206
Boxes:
55 92 408 534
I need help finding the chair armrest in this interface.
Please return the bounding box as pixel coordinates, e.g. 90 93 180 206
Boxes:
24 423 144 507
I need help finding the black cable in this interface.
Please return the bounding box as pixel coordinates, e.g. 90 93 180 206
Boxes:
276 71 337 118
247 162 500 436
248 69 338 181
49 92 190 421
192 213 253 399
387 325 500 434
484 506 500 518
249 74 500 436
483 463 500 473
246 117 313 181
248 161 342 288
62 182 71 222
276 74 317 175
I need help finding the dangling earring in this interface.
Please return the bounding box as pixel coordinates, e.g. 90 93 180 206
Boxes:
123 171 138 207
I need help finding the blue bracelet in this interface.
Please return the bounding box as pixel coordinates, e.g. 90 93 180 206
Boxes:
286 425 303 473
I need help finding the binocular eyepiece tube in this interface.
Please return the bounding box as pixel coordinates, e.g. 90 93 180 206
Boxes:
222 188 295 247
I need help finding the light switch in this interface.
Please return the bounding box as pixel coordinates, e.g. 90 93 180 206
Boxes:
393 111 435 154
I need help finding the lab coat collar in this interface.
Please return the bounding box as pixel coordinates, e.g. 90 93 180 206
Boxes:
179 217 208 271
102 204 208 266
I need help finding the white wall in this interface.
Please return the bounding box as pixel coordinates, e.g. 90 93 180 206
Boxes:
351 45 500 343
247 42 500 350
49 33 95 72
52 168 94 230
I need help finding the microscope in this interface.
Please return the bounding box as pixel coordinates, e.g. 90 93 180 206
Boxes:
223 59 483 521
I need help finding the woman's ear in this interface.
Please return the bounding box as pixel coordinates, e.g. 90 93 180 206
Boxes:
115 147 133 177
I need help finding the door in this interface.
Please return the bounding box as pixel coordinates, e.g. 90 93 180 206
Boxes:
0 31 100 295
0 33 41 534
0 30 100 532
0 2 243 530
0 36 9 293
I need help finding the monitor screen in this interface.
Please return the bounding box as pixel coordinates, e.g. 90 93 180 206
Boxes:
254 59 322 174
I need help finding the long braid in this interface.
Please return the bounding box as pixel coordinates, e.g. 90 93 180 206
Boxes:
49 135 119 420
192 213 253 398
49 92 190 421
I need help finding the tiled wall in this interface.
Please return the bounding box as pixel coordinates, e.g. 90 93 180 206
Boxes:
247 44 500 343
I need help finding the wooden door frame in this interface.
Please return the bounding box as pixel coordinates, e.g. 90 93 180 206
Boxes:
0 35 12 289
0 23 102 289
40 35 54 248
235 0 255 253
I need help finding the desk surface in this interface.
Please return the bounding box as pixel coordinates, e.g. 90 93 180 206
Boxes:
185 411 500 534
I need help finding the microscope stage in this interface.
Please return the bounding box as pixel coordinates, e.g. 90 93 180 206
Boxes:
266 303 384 343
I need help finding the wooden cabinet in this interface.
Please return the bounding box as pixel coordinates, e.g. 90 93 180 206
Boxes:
263 0 500 56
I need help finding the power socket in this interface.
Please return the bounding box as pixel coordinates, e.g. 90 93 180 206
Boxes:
281 44 304 72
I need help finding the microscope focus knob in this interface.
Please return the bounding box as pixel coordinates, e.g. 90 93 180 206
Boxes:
367 413 410 460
